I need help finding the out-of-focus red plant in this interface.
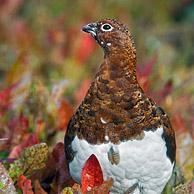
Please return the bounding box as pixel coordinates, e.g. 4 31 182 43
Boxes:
0 0 23 18
74 78 91 106
51 142 71 193
137 55 156 92
0 84 18 116
75 33 96 64
34 180 47 194
191 117 194 140
18 175 34 194
172 113 188 134
56 100 73 131
9 134 39 158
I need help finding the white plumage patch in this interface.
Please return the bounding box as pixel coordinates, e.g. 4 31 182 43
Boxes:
100 117 107 124
69 127 174 194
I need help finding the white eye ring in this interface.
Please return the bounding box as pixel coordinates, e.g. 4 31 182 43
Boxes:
101 23 113 32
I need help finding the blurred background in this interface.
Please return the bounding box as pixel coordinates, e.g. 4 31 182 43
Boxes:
0 0 194 193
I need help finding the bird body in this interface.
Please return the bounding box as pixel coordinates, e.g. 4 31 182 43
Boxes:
65 19 176 194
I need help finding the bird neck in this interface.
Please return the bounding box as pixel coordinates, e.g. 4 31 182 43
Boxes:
92 56 143 105
98 54 138 85
104 43 137 79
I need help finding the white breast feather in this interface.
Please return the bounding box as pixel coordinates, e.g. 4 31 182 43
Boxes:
69 127 174 194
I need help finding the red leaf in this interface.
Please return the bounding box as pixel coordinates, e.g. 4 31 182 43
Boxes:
18 175 34 194
136 55 157 92
0 0 23 18
35 118 45 138
34 180 47 194
52 142 65 163
47 29 65 44
57 100 73 131
192 177 194 194
192 117 194 140
52 142 71 193
157 79 173 102
0 84 17 115
171 114 187 134
137 54 157 77
74 79 91 106
75 33 96 64
81 154 103 194
7 113 29 143
8 113 29 132
7 19 32 47
149 79 173 103
136 75 150 92
9 134 39 158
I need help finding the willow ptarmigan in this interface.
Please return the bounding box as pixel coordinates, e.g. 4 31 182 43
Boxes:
64 19 176 194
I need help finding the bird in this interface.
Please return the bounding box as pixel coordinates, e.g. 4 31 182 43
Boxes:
64 19 176 194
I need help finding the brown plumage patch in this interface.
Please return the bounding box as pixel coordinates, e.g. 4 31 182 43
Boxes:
65 19 176 163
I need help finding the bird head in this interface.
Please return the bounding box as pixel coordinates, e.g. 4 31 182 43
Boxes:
82 19 136 61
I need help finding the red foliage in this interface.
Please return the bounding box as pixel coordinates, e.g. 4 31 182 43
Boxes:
9 134 39 158
158 80 173 99
52 142 71 193
8 113 29 133
0 0 23 17
5 113 31 155
18 175 34 194
192 117 194 140
137 55 156 92
47 29 65 45
57 100 73 131
74 79 91 106
52 142 65 164
151 79 173 103
75 33 96 64
35 118 45 138
81 154 103 194
171 114 188 134
0 85 16 115
192 178 194 194
34 180 48 194
8 19 32 47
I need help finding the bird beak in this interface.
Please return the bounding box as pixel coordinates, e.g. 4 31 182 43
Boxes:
82 23 98 38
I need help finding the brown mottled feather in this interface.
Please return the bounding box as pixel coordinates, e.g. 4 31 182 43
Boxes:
65 19 176 164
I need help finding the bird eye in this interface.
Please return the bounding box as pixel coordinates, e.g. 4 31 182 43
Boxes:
101 23 113 32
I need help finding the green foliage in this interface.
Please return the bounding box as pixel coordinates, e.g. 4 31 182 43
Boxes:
0 181 4 190
60 187 74 194
0 151 9 159
9 161 23 182
8 143 49 182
